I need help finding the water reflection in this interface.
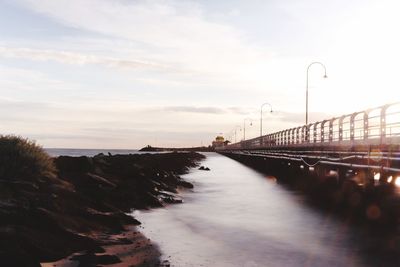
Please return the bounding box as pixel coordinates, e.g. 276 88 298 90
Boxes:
135 153 398 267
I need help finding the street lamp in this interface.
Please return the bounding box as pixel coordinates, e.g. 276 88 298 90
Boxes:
260 102 273 137
243 118 253 141
226 133 233 144
306 62 327 125
233 125 241 143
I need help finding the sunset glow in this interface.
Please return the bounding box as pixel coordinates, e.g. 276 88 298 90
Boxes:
1 0 400 148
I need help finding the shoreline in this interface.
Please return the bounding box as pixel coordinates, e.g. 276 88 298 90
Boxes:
139 145 215 152
42 226 162 267
0 151 205 266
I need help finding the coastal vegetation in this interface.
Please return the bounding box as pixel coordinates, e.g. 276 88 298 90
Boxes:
0 135 56 180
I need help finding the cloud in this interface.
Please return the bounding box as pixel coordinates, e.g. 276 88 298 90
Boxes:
227 107 256 115
162 106 226 114
0 65 82 93
155 106 257 115
0 46 169 70
14 0 269 75
273 111 333 125
0 98 52 109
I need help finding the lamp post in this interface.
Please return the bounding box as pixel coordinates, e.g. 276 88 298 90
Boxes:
224 131 232 141
306 62 327 125
243 118 253 141
260 103 273 137
233 125 241 143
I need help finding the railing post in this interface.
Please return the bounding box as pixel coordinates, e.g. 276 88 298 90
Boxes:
381 105 389 145
313 123 318 143
282 131 285 145
284 130 287 145
306 125 310 143
285 130 288 145
364 111 369 140
350 113 356 141
292 128 295 144
339 116 345 142
277 132 280 146
321 120 327 142
329 118 334 142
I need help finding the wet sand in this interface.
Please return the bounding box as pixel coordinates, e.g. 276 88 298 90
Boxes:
42 226 163 267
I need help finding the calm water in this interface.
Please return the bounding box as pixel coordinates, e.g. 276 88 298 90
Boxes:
135 153 397 267
45 148 159 157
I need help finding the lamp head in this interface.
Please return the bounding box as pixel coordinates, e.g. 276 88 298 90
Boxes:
250 122 253 126
323 74 328 78
270 109 273 113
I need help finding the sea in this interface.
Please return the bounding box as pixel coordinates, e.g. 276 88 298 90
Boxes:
44 148 157 157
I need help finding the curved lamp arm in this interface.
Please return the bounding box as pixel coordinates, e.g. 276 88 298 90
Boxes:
260 102 273 137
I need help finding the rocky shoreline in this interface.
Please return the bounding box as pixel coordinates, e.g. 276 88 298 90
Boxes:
0 151 205 266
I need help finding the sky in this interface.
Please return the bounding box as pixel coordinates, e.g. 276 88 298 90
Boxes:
1 0 400 148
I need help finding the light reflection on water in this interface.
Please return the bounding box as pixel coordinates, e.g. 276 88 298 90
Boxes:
134 153 383 267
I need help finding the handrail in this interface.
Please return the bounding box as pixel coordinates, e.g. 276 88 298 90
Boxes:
220 102 400 150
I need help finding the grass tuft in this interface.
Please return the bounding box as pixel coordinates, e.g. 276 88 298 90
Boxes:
0 135 56 180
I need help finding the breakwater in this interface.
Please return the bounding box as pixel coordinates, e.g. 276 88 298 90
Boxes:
0 151 204 266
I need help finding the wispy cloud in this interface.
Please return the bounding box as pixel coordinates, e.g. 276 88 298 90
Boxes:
0 46 169 70
227 107 257 115
156 106 257 115
162 106 226 114
0 65 81 92
273 111 333 125
14 0 268 75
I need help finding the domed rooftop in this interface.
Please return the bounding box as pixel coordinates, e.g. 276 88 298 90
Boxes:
215 136 224 142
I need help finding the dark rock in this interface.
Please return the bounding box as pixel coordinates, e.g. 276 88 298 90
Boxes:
0 152 205 264
161 259 171 267
198 166 210 171
177 180 194 189
54 156 94 173
71 253 122 265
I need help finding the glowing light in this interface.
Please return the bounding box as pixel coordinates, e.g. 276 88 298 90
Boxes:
374 173 380 181
395 177 400 187
387 176 393 183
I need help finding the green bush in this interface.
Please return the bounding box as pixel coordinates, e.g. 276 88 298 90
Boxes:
0 135 56 180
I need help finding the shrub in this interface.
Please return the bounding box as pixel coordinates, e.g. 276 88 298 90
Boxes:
0 135 56 180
